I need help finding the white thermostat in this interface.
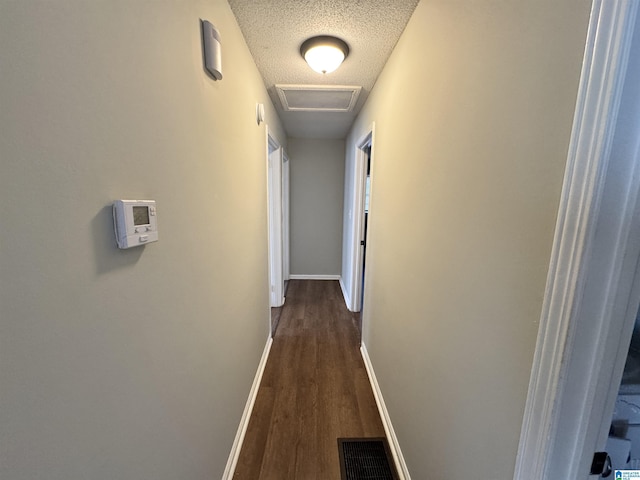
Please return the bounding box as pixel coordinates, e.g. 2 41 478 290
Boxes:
113 200 158 249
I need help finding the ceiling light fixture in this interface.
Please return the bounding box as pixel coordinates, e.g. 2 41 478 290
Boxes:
300 36 350 74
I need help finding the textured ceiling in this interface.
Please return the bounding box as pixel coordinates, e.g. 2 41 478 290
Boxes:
227 0 420 139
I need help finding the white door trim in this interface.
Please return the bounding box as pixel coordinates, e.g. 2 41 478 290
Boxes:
267 129 285 309
514 1 639 478
349 124 375 312
282 153 290 282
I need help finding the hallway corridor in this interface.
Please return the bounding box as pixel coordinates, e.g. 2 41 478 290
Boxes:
233 280 386 479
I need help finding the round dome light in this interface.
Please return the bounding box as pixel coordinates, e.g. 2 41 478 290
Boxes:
300 36 350 74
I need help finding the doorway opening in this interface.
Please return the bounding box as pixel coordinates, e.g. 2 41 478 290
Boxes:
267 129 288 336
348 125 375 342
604 299 640 471
514 1 640 478
359 144 372 318
282 151 290 296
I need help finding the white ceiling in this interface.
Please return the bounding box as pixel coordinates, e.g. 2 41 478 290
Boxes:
227 0 420 139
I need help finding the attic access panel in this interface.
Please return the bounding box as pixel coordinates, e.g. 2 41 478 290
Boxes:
275 84 362 112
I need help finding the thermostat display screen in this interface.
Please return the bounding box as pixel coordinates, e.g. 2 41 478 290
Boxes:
113 199 157 249
133 206 150 226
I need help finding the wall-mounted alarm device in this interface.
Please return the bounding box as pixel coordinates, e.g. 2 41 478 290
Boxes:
113 200 158 249
202 20 222 80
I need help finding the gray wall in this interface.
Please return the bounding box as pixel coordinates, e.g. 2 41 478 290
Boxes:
0 1 285 478
288 138 345 276
344 0 591 478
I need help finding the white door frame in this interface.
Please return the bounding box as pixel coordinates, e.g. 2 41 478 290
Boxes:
349 124 375 313
267 128 285 309
514 1 640 478
282 152 290 283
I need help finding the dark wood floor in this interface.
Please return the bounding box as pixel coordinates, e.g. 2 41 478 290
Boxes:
233 280 386 479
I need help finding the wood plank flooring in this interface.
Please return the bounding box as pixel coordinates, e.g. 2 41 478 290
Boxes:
233 280 386 480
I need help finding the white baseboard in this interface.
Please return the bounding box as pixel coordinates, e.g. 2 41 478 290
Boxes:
360 343 411 480
289 274 341 280
222 336 273 479
339 277 353 311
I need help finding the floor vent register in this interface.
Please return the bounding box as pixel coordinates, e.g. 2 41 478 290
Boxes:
338 438 400 480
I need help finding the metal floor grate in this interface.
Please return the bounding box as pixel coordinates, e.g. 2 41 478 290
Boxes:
338 438 399 480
